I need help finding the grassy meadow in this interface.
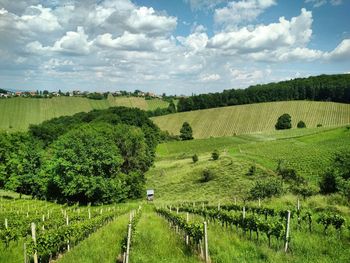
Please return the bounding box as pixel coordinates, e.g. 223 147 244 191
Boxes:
0 95 169 131
152 101 350 138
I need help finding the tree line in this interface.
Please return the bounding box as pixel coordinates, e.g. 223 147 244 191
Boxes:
177 74 350 112
0 107 160 204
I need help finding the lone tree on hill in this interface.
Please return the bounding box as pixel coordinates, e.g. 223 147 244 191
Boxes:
275 113 292 130
297 120 306 128
180 122 193 140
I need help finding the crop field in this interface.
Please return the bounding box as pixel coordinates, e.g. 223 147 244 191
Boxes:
0 96 169 131
152 101 350 138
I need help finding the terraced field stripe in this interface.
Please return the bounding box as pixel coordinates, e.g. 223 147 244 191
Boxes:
57 213 129 263
131 210 201 263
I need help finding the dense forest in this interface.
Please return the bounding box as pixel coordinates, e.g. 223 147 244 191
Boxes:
0 107 160 204
177 74 350 112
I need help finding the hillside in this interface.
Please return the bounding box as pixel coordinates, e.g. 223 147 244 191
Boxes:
152 101 350 138
0 95 169 131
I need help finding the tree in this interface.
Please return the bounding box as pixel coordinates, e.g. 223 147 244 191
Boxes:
297 120 306 128
250 178 283 199
319 170 338 194
43 124 133 204
201 168 215 182
179 122 193 140
211 150 220 160
192 154 198 163
275 113 292 130
167 101 176 113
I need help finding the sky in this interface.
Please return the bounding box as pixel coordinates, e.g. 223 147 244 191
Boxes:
0 0 349 95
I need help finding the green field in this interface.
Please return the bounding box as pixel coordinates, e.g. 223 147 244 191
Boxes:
152 101 350 138
146 126 350 202
0 95 169 131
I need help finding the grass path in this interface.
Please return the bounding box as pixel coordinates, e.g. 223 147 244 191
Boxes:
57 213 129 263
130 208 201 263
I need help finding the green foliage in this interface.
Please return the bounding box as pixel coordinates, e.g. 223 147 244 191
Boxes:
297 120 306 128
176 74 350 112
0 132 42 197
179 122 193 140
278 168 305 184
201 168 215 183
250 178 283 199
86 92 106 100
290 184 318 199
275 113 292 130
319 170 338 194
211 150 220 160
317 123 322 127
192 154 198 163
247 165 256 176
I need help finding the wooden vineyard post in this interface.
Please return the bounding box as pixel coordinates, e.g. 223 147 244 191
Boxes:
186 212 189 245
258 198 261 207
284 210 291 253
4 218 8 229
88 208 91 219
176 208 179 233
297 199 301 229
243 206 246 219
125 223 132 263
24 243 27 263
203 221 209 263
31 223 38 263
66 215 70 251
234 197 237 205
218 202 220 211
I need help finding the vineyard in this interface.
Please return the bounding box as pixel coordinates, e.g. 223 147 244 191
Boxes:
0 197 135 263
152 101 350 138
154 201 350 263
0 95 169 132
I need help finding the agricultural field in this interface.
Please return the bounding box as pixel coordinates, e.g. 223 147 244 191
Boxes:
0 95 169 131
152 101 350 138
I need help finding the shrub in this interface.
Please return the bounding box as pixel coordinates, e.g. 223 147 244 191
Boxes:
212 150 220 160
247 165 256 176
275 113 292 130
290 184 318 199
319 170 338 194
278 168 305 184
297 120 306 128
317 123 322 127
179 122 193 140
249 178 283 199
201 168 215 183
192 154 198 163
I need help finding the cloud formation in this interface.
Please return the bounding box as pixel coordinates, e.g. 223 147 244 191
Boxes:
0 0 349 94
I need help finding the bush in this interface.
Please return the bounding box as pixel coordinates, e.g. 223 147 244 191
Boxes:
297 120 306 128
278 168 305 184
212 150 220 160
249 178 283 199
179 122 193 140
201 168 215 183
290 184 318 199
319 170 338 194
275 113 292 130
192 154 198 163
317 123 322 127
247 165 256 176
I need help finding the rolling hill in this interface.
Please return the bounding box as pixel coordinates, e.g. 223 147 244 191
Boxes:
152 101 350 138
0 95 169 131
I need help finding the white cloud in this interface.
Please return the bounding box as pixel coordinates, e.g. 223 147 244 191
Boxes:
200 73 221 81
305 0 343 7
184 0 228 11
208 9 313 53
214 0 276 28
325 39 350 60
27 27 92 55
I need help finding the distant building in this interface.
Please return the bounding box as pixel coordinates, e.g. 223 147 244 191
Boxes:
146 189 154 201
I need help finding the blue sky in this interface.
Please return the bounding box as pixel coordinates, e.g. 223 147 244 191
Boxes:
0 0 349 95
